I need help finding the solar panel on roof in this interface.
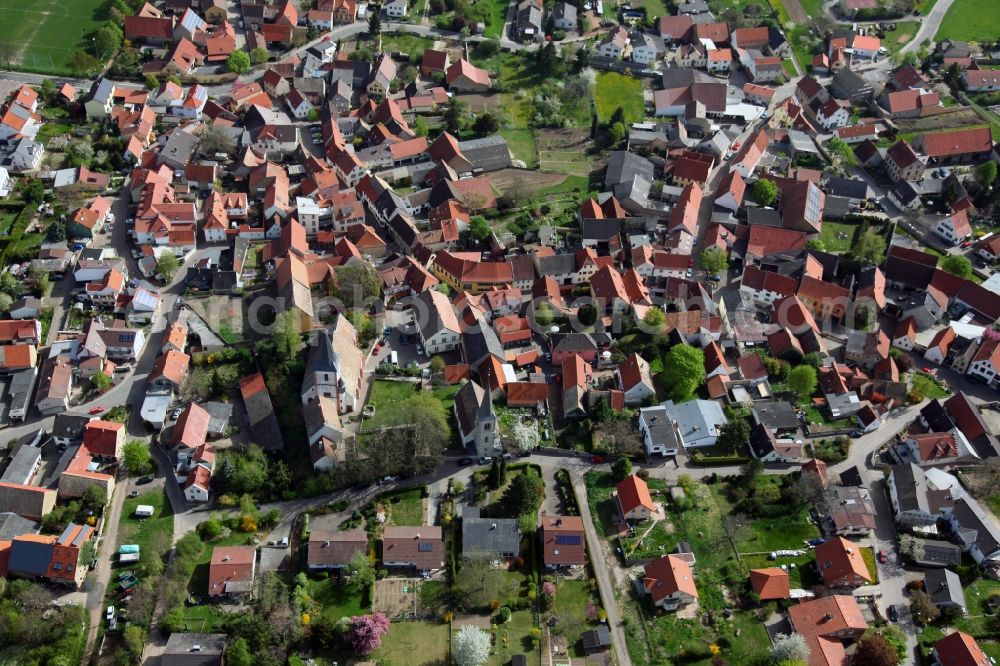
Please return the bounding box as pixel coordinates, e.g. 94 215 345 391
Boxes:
554 535 581 546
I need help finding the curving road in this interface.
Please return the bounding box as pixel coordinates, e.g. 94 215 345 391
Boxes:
900 0 954 54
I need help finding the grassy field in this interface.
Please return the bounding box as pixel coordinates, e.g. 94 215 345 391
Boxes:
594 72 645 124
935 0 1000 41
553 579 602 656
498 129 538 168
379 34 435 57
0 0 108 74
819 220 860 253
366 380 418 428
118 489 173 555
883 21 919 54
307 575 369 620
373 620 450 665
383 486 426 526
482 0 509 39
911 372 949 399
487 610 539 665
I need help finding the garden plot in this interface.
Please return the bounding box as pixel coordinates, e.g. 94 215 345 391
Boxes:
537 129 598 178
372 578 423 619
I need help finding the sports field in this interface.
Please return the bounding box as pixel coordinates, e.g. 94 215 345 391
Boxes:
935 0 1000 42
0 0 107 74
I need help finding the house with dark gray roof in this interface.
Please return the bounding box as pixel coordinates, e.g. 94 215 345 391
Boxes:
516 0 544 41
462 506 520 561
924 569 966 612
948 497 1000 569
162 632 227 666
888 462 953 527
0 445 41 486
0 512 37 540
605 151 655 191
552 1 576 30
458 136 512 172
910 537 962 567
461 318 505 372
454 380 498 459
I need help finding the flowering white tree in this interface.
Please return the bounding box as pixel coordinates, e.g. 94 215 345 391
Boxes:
771 633 810 663
453 625 491 666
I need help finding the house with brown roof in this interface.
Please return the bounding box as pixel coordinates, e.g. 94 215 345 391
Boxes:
642 554 698 611
615 353 655 406
915 127 993 165
903 433 961 465
788 595 868 666
82 420 125 461
208 545 256 598
446 59 491 92
749 567 790 600
615 475 655 522
967 337 1000 389
381 526 443 572
148 349 191 393
541 516 585 568
931 631 991 666
8 523 95 589
815 536 873 588
172 402 210 452
308 529 368 570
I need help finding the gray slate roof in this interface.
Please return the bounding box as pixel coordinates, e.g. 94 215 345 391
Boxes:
924 568 965 608
462 506 520 557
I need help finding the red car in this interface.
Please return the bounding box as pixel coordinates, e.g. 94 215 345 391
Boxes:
877 549 888 564
590 455 605 464
373 343 382 354
89 406 105 415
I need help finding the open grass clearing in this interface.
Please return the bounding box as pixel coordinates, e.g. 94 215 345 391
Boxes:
378 34 435 57
594 72 646 124
935 0 1000 42
307 574 370 620
117 489 173 556
486 609 540 665
498 129 538 168
365 379 419 429
819 220 860 253
553 579 602 657
383 486 426 526
910 372 949 399
373 620 451 665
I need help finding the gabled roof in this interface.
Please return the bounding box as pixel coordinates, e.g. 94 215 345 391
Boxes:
616 475 655 515
643 554 698 602
749 567 790 599
933 631 990 666
814 536 873 585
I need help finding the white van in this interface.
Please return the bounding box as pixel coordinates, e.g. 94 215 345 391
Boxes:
390 351 399 366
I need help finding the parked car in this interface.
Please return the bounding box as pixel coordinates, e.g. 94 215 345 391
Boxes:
382 326 393 336
137 475 154 485
887 604 899 622
89 406 105 415
590 455 605 464
106 606 115 620
877 549 888 563
457 457 474 466
170 408 182 420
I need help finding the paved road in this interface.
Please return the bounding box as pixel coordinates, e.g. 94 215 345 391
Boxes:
901 0 954 54
571 472 632 666
81 476 134 665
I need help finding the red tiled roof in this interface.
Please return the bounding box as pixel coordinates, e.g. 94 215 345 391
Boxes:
749 567 790 600
933 631 990 666
643 554 698 603
616 474 655 515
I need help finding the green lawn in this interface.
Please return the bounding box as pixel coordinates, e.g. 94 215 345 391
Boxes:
883 21 919 54
482 0 509 39
373 620 450 665
383 486 425 526
553 579 602 656
935 0 1000 41
917 0 938 13
819 221 860 253
741 553 819 589
379 34 435 57
487 610 540 665
498 129 538 169
860 546 879 584
0 0 109 74
623 604 771 666
307 575 369 620
169 603 230 634
0 210 18 235
911 372 949 399
118 489 173 557
366 380 418 429
35 122 72 147
594 72 645 125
